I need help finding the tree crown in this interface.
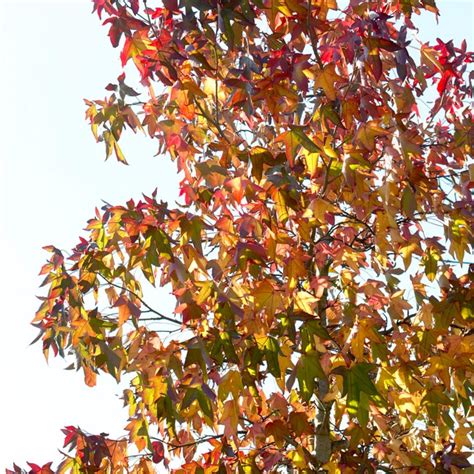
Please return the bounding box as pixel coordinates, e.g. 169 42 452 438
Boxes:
10 0 474 472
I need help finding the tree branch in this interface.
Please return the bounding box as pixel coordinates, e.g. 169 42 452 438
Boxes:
99 275 182 326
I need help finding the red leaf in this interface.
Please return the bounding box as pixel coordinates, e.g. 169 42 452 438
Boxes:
62 426 78 448
131 0 139 14
376 38 402 52
120 37 133 66
151 441 164 463
27 463 53 474
92 0 116 19
27 464 41 473
369 54 383 82
162 0 179 12
104 18 123 48
437 70 454 94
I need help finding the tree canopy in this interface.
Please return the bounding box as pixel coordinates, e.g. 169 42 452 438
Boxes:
10 0 473 472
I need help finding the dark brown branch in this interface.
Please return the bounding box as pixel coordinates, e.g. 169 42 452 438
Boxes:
307 0 324 69
99 275 182 326
194 100 231 144
319 157 333 197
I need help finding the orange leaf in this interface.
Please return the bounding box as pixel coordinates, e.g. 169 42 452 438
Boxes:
312 64 342 100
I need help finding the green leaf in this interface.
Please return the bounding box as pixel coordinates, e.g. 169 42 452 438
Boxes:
97 340 122 381
196 389 214 421
289 126 321 153
184 346 205 372
181 388 199 410
341 364 384 423
220 331 239 363
350 363 379 396
423 247 439 282
301 320 331 346
422 386 453 421
297 352 325 402
264 337 281 377
401 186 416 218
152 228 173 260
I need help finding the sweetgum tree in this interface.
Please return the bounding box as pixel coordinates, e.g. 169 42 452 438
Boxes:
10 0 473 472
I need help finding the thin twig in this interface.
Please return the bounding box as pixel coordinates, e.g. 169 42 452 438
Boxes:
307 0 324 68
100 275 181 325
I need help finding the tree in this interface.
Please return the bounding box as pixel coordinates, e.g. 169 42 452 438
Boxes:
10 0 473 472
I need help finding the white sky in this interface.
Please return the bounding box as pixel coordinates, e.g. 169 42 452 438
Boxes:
0 0 472 470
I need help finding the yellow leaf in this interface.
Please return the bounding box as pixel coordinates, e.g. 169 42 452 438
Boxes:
287 447 308 469
399 240 419 269
306 198 335 222
58 457 77 474
392 391 419 415
254 333 269 350
425 355 451 389
126 418 149 452
312 63 341 100
286 256 306 290
294 291 318 314
356 120 389 150
323 461 342 474
151 376 168 399
454 425 472 449
114 141 128 165
195 281 213 305
71 318 96 345
132 458 155 474
220 399 239 439
218 370 243 401
421 44 443 72
275 190 289 223
453 372 467 398
254 280 283 314
351 327 365 361
304 151 320 177
323 137 338 159
277 339 294 390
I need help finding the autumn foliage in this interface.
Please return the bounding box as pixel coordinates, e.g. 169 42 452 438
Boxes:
10 0 474 472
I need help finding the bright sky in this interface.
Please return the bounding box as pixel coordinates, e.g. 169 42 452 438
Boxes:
0 0 472 470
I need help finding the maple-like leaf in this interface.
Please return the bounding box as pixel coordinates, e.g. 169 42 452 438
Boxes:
15 0 473 472
309 63 342 101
